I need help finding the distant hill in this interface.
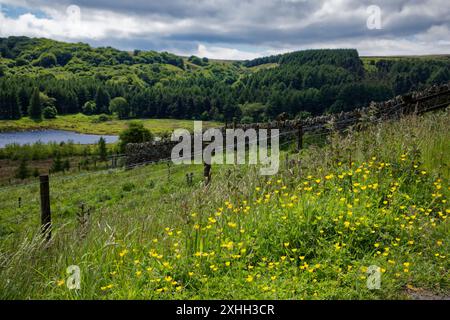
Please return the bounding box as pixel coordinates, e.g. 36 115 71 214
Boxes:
1 36 449 122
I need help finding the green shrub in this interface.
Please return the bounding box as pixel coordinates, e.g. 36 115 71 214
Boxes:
38 53 57 68
42 106 57 119
119 122 153 152
109 97 130 119
93 114 111 123
82 101 96 115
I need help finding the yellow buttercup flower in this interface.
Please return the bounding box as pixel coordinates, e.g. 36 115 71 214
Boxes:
101 284 113 291
119 249 128 257
227 222 237 228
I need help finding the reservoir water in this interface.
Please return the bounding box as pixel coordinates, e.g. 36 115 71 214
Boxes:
0 129 118 148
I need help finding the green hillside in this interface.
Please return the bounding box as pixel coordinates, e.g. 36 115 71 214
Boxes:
1 37 449 124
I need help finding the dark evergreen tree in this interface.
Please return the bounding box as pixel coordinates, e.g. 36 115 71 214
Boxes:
15 159 30 180
18 87 29 116
50 153 64 173
9 91 22 119
95 86 111 114
28 87 42 119
63 159 71 172
98 137 108 162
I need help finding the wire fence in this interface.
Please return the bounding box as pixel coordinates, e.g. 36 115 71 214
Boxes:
1 97 447 196
0 127 358 213
0 129 299 210
0 85 449 232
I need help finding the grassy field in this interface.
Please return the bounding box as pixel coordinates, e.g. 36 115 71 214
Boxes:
249 63 280 72
360 55 450 73
0 114 222 136
0 110 448 299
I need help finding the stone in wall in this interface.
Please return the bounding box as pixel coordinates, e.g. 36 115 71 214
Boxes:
126 82 450 167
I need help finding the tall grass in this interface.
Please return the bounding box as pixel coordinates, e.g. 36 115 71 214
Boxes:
0 110 448 299
0 141 100 161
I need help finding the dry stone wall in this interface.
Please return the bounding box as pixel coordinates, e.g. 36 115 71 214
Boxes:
125 140 178 166
126 82 450 166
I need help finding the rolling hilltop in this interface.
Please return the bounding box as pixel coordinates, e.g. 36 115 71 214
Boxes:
1 36 449 123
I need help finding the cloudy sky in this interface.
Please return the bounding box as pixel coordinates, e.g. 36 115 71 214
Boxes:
0 0 449 59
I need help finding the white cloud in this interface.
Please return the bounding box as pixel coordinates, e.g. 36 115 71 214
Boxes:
416 25 450 43
0 4 196 40
0 0 449 58
196 44 263 60
297 36 450 56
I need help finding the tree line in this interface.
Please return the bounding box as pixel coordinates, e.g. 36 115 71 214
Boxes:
1 37 449 123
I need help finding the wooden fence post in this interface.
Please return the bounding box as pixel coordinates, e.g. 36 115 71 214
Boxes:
296 124 303 152
204 162 211 186
40 175 51 241
113 154 118 168
414 102 419 115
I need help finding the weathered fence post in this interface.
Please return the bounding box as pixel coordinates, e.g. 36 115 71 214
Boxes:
296 124 303 152
204 162 211 186
414 102 419 115
39 175 51 241
113 153 118 168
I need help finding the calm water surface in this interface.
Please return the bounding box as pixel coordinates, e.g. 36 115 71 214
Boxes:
0 130 118 148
